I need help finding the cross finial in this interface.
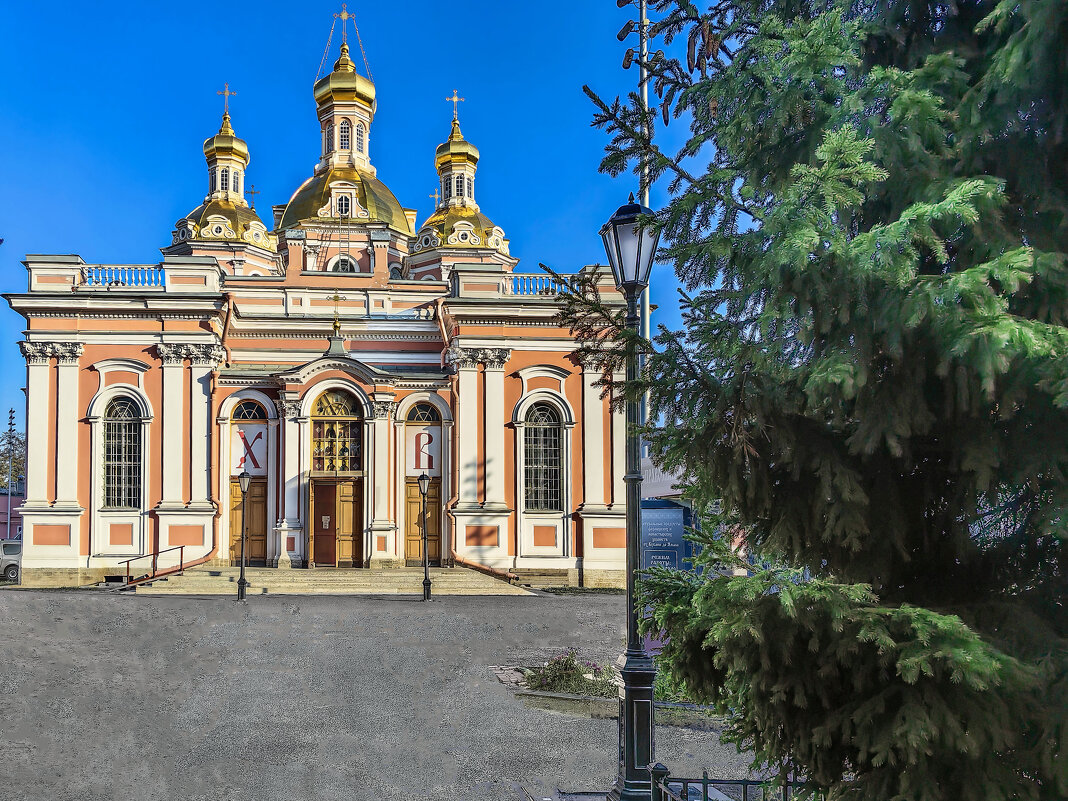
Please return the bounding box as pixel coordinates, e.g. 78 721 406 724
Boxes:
245 183 260 210
217 83 236 115
335 3 353 44
328 290 346 336
429 187 441 206
446 89 465 120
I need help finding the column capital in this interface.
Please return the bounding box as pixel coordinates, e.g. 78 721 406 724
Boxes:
444 345 479 370
371 399 397 420
20 341 85 364
19 341 50 364
54 342 84 364
275 397 301 420
181 343 225 367
479 348 511 370
156 343 185 365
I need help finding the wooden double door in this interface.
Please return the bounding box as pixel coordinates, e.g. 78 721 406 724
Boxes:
229 477 268 566
310 478 363 567
405 477 441 566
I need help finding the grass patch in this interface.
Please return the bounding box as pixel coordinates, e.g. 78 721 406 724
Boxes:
523 650 619 697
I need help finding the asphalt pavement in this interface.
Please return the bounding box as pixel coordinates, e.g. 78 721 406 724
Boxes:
0 590 750 801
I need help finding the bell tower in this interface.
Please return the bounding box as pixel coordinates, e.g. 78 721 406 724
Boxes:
434 92 480 213
314 6 376 175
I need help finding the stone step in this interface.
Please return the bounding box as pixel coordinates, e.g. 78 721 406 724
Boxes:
134 565 533 596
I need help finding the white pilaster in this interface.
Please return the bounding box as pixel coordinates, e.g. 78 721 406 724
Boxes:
611 371 626 508
480 348 510 510
453 349 480 508
276 396 301 567
188 362 214 505
54 344 84 507
157 345 184 507
20 343 52 505
370 394 396 535
580 360 606 509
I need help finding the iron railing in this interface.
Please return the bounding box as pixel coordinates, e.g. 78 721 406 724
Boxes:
650 764 812 801
118 545 186 585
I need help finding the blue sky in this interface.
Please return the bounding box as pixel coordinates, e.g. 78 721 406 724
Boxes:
0 1 686 428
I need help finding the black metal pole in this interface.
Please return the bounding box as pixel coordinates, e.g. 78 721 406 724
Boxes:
421 490 431 601
607 288 655 801
238 489 248 601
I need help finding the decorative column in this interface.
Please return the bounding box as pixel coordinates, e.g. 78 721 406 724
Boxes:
156 344 185 508
450 347 480 508
304 243 320 272
480 348 511 510
183 343 224 508
611 370 627 508
54 343 84 508
369 394 397 566
19 342 52 506
275 396 302 567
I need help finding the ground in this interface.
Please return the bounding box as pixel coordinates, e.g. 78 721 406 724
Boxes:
0 590 750 801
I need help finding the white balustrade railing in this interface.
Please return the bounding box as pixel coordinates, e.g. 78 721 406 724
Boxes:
508 274 569 296
82 265 164 288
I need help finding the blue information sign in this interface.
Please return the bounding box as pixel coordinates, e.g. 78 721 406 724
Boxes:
640 499 696 572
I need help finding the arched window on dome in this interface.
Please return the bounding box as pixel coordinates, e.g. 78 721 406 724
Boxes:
327 123 335 153
523 404 563 512
355 123 365 153
103 397 143 509
466 176 473 198
455 175 465 199
210 167 217 193
220 168 230 193
337 195 351 218
333 256 356 273
233 171 240 196
339 119 351 150
443 176 452 201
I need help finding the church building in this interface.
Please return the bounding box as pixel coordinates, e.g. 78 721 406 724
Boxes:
6 24 629 588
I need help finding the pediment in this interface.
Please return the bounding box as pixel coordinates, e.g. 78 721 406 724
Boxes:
275 355 394 386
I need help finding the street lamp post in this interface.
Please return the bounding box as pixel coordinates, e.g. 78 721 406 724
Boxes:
418 472 431 601
237 470 251 601
5 409 15 542
601 194 660 801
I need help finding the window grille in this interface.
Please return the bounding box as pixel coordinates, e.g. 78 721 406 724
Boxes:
406 403 440 423
103 397 142 509
210 167 217 192
356 123 365 153
339 119 351 150
524 403 563 512
466 176 473 198
443 177 452 201
220 168 229 192
337 195 351 217
311 390 363 472
455 175 465 198
232 400 265 420
233 171 240 195
327 124 334 152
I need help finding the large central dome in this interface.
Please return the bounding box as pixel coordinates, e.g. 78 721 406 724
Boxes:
277 167 411 235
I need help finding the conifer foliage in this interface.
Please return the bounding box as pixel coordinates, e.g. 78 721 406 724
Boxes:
567 2 1068 798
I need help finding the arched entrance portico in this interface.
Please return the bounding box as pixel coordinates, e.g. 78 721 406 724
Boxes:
307 388 365 567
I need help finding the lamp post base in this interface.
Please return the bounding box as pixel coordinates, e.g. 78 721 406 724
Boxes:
237 578 248 602
607 650 656 801
422 578 432 601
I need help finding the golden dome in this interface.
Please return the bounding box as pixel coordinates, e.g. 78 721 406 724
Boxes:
412 205 508 255
278 166 412 234
174 198 276 249
435 118 479 171
313 43 375 110
203 113 249 164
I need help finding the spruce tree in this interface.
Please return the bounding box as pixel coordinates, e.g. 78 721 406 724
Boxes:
562 2 1068 798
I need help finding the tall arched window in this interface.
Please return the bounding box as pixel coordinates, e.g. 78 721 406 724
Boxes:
327 123 335 152
523 403 562 512
103 397 142 509
312 390 363 473
233 171 240 195
220 167 230 192
443 176 452 201
210 167 217 193
355 123 365 153
339 119 351 150
337 195 351 217
455 175 465 198
466 176 473 198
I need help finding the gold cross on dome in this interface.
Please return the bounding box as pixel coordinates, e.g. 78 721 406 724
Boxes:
245 184 260 209
217 83 236 115
429 187 440 206
446 89 465 120
328 290 347 336
335 3 353 43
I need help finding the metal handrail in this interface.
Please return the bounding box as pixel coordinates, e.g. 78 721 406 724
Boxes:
118 545 186 585
451 550 520 583
650 763 810 801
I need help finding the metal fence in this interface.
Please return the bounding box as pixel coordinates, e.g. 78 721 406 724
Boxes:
650 763 813 801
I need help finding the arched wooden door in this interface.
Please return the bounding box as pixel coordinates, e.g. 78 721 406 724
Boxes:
229 400 269 566
403 403 442 566
308 389 365 567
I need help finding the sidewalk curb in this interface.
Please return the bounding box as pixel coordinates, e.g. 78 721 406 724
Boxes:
515 689 725 730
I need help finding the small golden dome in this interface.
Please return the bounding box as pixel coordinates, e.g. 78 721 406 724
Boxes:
412 205 508 255
435 118 479 171
175 198 276 249
313 43 376 110
203 113 250 164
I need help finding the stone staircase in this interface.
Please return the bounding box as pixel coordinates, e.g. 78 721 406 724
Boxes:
133 566 533 596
